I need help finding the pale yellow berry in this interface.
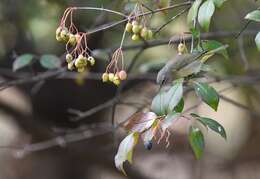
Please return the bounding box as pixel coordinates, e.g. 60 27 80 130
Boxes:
113 79 121 86
60 29 69 41
140 27 148 39
125 22 133 33
68 34 77 46
147 30 153 39
178 43 186 55
82 56 88 66
132 34 140 41
88 56 95 66
66 53 73 63
108 73 115 82
75 55 85 68
67 62 74 71
132 25 141 34
102 73 109 82
56 34 63 42
56 27 62 35
118 70 127 80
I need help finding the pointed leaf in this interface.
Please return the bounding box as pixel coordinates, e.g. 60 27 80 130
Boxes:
174 98 185 113
151 91 167 116
198 0 215 32
13 54 34 71
187 0 203 27
189 126 205 159
40 54 61 69
194 82 219 111
191 113 227 139
201 40 229 59
245 10 260 22
115 132 139 175
165 79 184 113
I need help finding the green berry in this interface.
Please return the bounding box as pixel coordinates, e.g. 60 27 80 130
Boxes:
132 25 141 34
125 22 133 33
60 29 69 41
140 27 148 39
132 34 140 41
113 79 121 86
102 73 109 82
66 53 73 63
147 30 153 39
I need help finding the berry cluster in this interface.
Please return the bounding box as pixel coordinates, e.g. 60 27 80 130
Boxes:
66 53 95 73
125 20 153 41
102 70 127 86
56 27 81 46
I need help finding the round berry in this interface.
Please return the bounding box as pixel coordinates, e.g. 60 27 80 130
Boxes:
141 27 148 39
108 73 115 82
132 34 140 41
60 29 69 41
56 27 62 35
113 79 121 86
118 70 127 80
69 34 77 46
178 43 186 55
132 25 141 34
125 22 133 33
88 56 95 66
102 73 109 82
67 62 74 71
147 30 153 39
56 34 63 42
66 53 73 63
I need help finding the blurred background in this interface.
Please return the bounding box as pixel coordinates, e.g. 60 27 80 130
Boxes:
0 0 260 178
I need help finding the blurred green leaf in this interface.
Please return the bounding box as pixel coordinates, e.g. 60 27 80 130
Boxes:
245 10 260 22
202 40 229 59
189 126 205 159
13 54 34 71
40 54 61 69
194 82 219 111
187 0 203 28
198 0 215 31
174 98 184 113
212 0 227 8
255 32 260 51
191 113 227 139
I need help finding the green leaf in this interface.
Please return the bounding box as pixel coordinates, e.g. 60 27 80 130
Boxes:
187 0 203 28
255 32 260 51
198 0 215 32
40 54 61 69
151 91 167 116
189 126 205 159
151 79 183 115
161 111 180 130
193 82 219 111
201 40 229 59
164 79 184 113
174 98 184 113
13 54 34 71
115 132 139 175
191 113 227 139
212 0 227 8
245 10 260 22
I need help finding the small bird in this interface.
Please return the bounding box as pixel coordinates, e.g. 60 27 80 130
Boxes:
156 52 205 86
